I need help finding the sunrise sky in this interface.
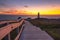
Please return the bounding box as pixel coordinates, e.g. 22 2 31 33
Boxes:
0 0 60 15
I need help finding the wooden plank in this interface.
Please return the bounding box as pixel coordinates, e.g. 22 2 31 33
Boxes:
0 20 24 40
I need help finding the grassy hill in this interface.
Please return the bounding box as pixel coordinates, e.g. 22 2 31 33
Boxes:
28 18 60 40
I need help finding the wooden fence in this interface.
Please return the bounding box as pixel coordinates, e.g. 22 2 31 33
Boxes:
0 19 24 40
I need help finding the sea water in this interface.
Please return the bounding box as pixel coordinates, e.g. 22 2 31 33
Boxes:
0 15 60 20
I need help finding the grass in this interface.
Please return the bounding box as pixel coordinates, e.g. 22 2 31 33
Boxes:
29 19 60 40
46 29 60 40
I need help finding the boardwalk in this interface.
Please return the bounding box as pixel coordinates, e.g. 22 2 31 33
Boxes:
20 21 54 40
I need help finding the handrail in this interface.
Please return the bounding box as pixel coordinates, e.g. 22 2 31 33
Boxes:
15 24 24 40
0 19 24 40
0 21 16 24
0 21 17 28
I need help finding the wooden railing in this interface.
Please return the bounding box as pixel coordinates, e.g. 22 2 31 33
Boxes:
0 19 24 40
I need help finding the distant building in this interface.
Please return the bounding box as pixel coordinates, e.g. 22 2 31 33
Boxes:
37 12 40 19
26 17 31 21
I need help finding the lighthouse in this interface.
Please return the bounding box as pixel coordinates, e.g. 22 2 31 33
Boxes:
37 12 40 19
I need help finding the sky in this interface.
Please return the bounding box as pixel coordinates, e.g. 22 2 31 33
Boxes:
0 0 60 15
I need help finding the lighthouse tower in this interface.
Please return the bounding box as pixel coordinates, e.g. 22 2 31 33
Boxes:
37 12 40 19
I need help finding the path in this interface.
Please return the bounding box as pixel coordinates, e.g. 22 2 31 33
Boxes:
20 21 54 40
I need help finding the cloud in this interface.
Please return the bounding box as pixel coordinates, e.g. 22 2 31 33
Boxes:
0 9 19 14
0 3 6 6
0 0 8 7
24 5 29 8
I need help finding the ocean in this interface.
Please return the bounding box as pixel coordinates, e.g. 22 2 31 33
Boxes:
0 14 60 20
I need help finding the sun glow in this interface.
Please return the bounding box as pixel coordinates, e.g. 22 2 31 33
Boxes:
0 6 60 15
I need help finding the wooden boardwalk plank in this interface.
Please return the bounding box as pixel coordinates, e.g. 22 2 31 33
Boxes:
19 21 54 40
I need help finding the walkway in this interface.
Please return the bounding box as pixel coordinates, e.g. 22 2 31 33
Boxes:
20 21 54 40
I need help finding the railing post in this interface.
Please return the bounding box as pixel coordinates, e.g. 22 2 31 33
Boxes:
8 33 11 40
2 33 11 40
17 27 19 34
